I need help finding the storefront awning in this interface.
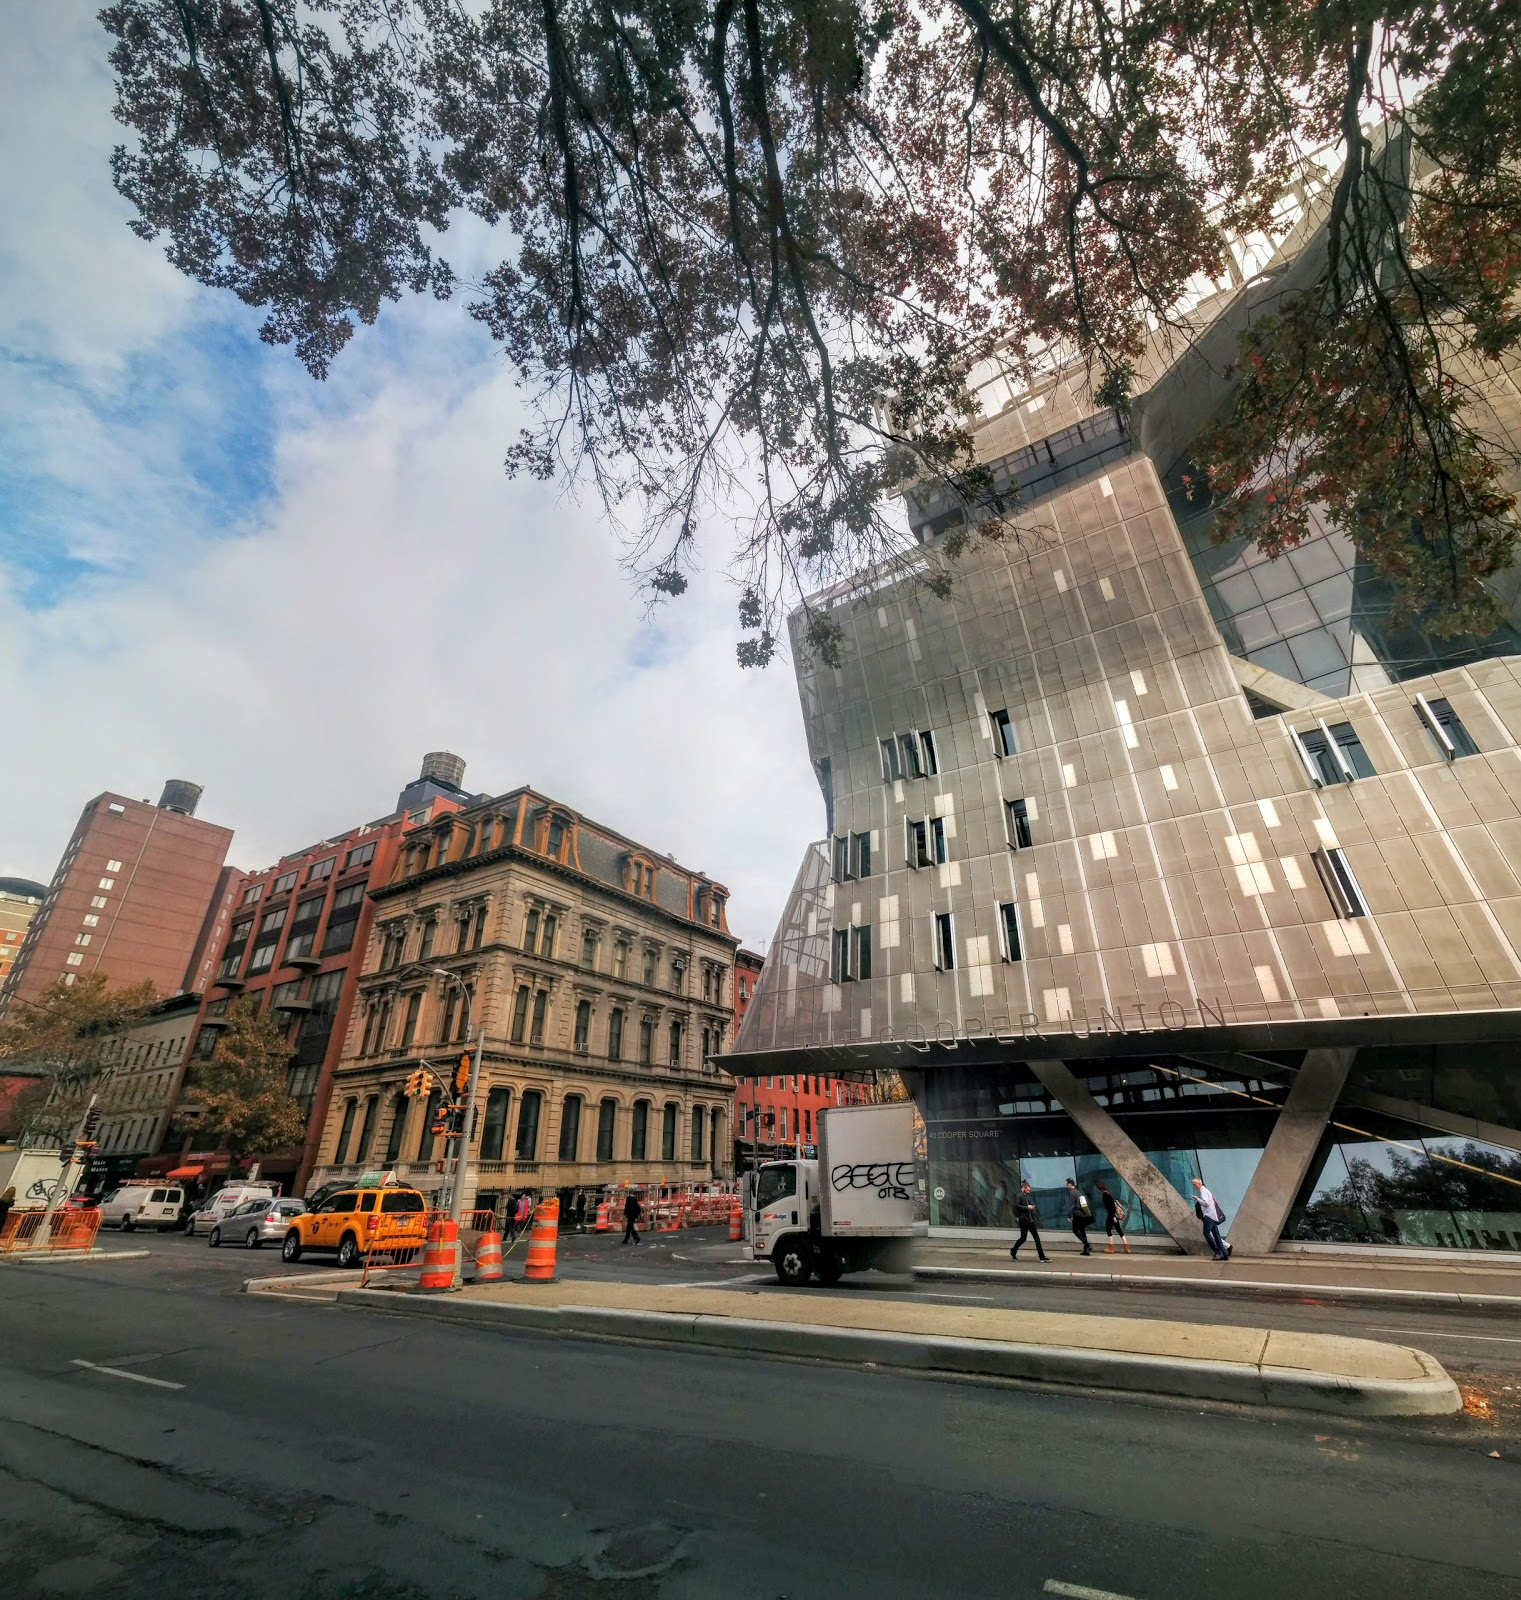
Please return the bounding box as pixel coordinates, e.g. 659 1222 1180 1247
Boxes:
167 1165 204 1180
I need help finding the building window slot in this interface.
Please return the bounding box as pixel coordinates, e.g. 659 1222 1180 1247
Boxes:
1312 847 1369 919
1416 694 1480 759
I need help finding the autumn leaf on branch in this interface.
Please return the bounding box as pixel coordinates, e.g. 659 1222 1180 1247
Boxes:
101 1 1521 648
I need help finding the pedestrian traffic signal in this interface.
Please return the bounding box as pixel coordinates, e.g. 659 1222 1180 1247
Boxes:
454 1051 473 1095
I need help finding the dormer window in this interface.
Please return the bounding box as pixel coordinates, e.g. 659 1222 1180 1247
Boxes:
624 854 656 899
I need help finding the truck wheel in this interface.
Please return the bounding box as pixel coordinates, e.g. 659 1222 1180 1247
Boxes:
281 1230 303 1264
336 1233 362 1270
773 1237 813 1286
121 1216 135 1233
815 1249 845 1286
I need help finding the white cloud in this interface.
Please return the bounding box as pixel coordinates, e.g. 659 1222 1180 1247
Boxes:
0 6 821 950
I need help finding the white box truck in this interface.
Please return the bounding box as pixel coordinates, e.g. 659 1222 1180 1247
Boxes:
752 1102 925 1286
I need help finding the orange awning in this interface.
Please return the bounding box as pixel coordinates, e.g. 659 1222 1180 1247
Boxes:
167 1165 204 1180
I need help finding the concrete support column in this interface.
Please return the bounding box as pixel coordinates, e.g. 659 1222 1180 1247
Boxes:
1231 1048 1356 1257
1027 1059 1210 1254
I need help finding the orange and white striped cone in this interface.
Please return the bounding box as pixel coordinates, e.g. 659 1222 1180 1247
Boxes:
416 1218 460 1293
595 1200 610 1232
524 1197 561 1283
729 1200 743 1242
474 1226 505 1283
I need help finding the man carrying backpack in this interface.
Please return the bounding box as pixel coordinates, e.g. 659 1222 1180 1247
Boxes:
1065 1177 1094 1255
1192 1176 1232 1260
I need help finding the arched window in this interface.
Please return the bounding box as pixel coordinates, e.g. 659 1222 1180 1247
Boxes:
596 1098 617 1162
608 1007 625 1061
514 1090 542 1159
416 1088 442 1160
574 999 591 1053
383 1092 408 1163
710 1107 725 1168
354 1095 379 1163
334 1097 358 1164
631 1101 650 1160
690 1104 706 1163
480 1086 512 1161
661 1102 678 1162
558 1095 583 1161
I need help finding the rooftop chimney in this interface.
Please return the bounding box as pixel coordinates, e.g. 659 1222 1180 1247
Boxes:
158 780 203 816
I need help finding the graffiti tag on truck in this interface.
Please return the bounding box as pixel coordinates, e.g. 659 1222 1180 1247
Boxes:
831 1162 915 1201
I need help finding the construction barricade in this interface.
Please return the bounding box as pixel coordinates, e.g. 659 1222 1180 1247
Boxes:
524 1196 561 1282
0 1207 103 1256
359 1207 444 1288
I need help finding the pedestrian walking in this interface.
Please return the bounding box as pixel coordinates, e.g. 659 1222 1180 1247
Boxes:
1191 1177 1231 1260
0 1185 14 1237
1096 1180 1131 1255
1065 1178 1093 1255
1008 1180 1049 1262
621 1189 643 1245
573 1192 588 1234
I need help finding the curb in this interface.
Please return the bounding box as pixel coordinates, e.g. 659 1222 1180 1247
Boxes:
330 1287 1461 1418
244 1270 355 1294
914 1264 1521 1315
0 1249 151 1266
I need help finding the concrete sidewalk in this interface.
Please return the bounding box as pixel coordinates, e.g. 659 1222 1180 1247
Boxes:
914 1239 1521 1312
335 1277 1462 1417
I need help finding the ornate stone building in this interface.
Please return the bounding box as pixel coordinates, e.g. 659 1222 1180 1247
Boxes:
311 788 738 1207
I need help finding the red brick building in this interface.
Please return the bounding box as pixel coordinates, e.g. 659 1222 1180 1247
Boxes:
155 756 474 1195
0 785 234 1018
727 949 869 1166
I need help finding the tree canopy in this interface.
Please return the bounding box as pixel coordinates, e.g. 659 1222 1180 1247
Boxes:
0 975 160 1144
185 997 308 1160
102 0 1521 653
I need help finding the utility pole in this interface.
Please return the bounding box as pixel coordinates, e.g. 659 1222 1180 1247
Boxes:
431 967 484 1290
41 1094 97 1232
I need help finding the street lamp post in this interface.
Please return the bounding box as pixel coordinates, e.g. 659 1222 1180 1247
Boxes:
431 967 485 1290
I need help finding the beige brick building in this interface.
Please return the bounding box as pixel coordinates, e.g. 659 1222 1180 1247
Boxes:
311 788 738 1208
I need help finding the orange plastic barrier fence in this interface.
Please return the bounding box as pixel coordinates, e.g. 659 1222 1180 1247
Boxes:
0 1207 102 1255
360 1207 445 1288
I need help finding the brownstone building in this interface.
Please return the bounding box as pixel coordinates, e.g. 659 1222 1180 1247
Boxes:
0 783 234 1018
157 756 476 1195
312 787 739 1208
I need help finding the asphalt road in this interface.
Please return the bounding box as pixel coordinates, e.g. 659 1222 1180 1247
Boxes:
2 1241 1519 1599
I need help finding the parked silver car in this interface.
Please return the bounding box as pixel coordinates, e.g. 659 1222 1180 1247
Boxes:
208 1198 308 1249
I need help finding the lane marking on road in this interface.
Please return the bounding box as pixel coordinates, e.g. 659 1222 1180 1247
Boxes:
1364 1326 1521 1346
1044 1581 1139 1600
71 1359 185 1390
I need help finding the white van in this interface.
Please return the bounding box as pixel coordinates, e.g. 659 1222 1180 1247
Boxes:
100 1184 187 1231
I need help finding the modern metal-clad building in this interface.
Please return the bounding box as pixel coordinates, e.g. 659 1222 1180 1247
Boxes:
730 166 1521 1256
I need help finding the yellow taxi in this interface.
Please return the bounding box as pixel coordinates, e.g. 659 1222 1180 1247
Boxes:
280 1183 430 1269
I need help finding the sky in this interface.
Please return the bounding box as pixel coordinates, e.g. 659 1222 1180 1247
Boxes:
0 4 825 952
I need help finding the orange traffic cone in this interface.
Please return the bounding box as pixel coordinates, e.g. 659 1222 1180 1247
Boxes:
729 1199 743 1242
474 1226 505 1283
416 1218 460 1292
524 1197 561 1283
595 1199 610 1232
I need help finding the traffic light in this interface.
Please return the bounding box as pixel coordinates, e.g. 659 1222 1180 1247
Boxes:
57 1141 76 1165
405 1067 430 1098
80 1105 102 1143
454 1051 473 1096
